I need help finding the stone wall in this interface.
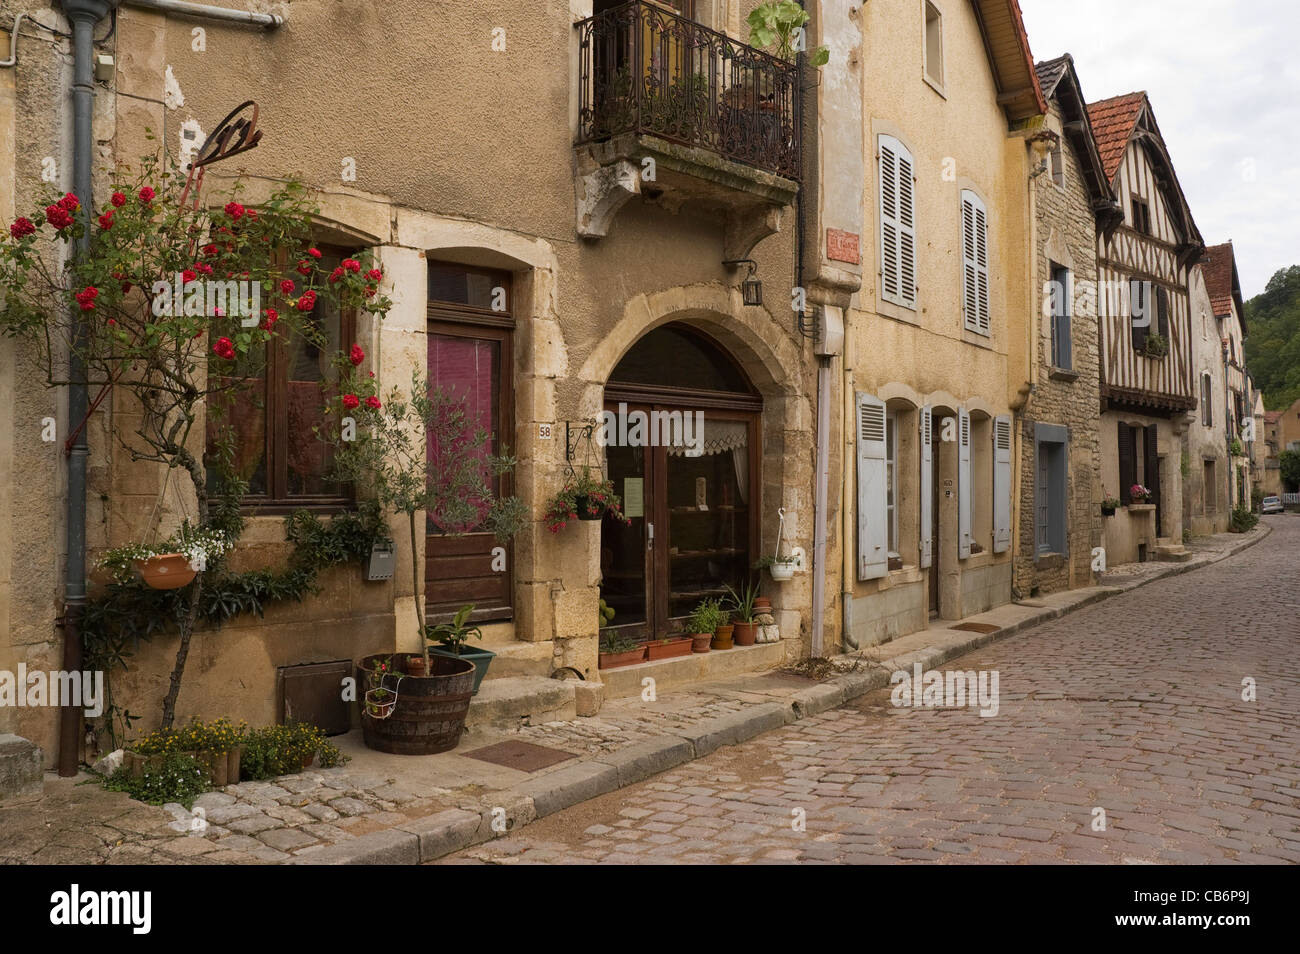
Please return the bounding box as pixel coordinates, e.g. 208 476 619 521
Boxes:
1015 100 1101 596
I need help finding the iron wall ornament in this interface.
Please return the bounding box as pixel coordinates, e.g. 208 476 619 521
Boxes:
192 100 263 169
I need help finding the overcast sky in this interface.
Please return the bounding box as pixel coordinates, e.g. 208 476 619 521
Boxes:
1019 0 1299 299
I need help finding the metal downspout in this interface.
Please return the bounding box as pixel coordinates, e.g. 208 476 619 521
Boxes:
121 0 281 29
56 0 117 778
811 356 831 656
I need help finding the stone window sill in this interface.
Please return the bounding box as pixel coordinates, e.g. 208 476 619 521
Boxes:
1048 367 1079 382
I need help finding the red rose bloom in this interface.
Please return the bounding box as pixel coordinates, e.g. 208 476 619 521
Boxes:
202 243 218 257
342 394 360 410
45 205 73 230
110 192 126 208
195 263 213 275
296 260 312 276
212 337 236 360
107 318 117 326
365 396 382 410
58 192 80 212
328 267 344 284
349 344 365 366
279 279 295 295
224 201 245 220
297 290 317 312
366 268 383 281
261 307 279 331
8 217 36 239
307 247 322 259
138 186 155 203
365 285 377 297
97 211 113 230
342 259 361 274
74 286 99 311
182 269 197 284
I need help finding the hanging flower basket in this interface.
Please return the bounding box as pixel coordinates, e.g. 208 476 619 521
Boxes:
364 686 398 720
134 553 196 590
544 472 630 533
573 493 604 521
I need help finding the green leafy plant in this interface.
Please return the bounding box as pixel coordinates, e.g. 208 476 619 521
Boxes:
753 553 798 569
238 722 340 780
324 370 527 673
1281 449 1300 492
1143 332 1169 358
724 578 761 623
599 632 639 655
0 152 393 730
687 597 726 635
102 752 210 807
747 1 830 65
544 470 630 533
1229 437 1244 457
425 603 484 655
1229 505 1260 533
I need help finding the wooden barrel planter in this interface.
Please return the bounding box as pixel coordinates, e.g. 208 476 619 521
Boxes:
357 653 474 755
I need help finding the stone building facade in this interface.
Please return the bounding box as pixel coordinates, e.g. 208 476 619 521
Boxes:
1014 56 1109 596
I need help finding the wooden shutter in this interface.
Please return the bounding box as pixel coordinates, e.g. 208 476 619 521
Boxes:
919 405 932 568
958 407 971 559
1145 423 1160 530
879 136 916 308
1130 279 1148 350
1118 423 1136 504
856 392 889 580
1156 286 1170 338
992 414 1012 553
962 190 990 336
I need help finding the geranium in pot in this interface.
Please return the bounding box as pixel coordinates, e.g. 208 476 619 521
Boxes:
427 603 496 695
754 552 798 582
1130 484 1153 504
327 369 527 755
544 470 631 532
1101 493 1121 517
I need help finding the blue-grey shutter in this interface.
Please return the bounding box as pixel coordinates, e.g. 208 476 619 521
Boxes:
857 392 889 580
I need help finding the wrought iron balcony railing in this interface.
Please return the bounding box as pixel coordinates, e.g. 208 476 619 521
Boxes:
576 1 802 182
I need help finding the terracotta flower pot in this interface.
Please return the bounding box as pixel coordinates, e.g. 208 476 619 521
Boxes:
134 552 196 590
691 633 712 653
599 646 647 669
406 655 428 678
646 637 693 660
712 624 734 650
732 621 757 646
753 598 772 614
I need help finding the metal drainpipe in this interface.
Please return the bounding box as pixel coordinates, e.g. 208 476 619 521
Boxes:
121 0 282 29
56 0 118 777
811 356 831 657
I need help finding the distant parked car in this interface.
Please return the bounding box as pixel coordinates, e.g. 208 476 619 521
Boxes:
1261 496 1284 514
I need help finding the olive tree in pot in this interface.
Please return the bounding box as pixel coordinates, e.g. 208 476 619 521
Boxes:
326 368 527 754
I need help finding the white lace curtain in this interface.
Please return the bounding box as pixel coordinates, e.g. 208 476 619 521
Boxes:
665 418 749 503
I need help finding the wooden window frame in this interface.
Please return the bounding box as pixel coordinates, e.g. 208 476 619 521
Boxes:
230 243 358 514
1050 262 1072 370
1130 195 1151 235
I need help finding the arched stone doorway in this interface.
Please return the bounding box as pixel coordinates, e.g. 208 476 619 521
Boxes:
599 323 762 642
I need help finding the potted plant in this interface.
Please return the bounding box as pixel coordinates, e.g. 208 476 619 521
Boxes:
687 598 725 653
712 611 734 650
598 632 647 669
328 368 527 755
1130 484 1153 504
1143 332 1169 358
725 578 761 646
754 553 797 582
646 634 694 660
544 471 631 531
746 1 831 65
1101 494 1121 517
427 603 496 695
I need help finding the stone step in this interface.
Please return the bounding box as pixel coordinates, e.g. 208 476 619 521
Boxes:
1152 544 1192 563
599 640 789 699
0 735 43 801
480 640 554 680
464 676 576 729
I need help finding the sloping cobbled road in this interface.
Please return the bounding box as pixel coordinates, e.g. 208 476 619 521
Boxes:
444 517 1300 864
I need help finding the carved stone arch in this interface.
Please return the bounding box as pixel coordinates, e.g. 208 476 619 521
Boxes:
878 381 923 409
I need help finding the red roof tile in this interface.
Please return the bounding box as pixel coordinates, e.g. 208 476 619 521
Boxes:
1085 92 1147 182
1265 411 1283 424
1201 242 1239 318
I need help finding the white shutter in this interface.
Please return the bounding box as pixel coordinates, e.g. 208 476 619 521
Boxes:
992 414 1011 553
961 190 990 336
879 136 916 309
856 392 888 581
958 407 971 559
919 405 932 569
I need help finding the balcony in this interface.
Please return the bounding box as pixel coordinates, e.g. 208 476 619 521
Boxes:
574 1 801 250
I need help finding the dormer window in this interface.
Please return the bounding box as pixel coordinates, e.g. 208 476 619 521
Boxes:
1130 196 1151 234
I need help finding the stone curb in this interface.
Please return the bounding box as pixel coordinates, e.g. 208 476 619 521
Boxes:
293 523 1272 865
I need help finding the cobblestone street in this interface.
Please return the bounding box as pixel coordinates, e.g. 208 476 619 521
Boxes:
444 517 1300 864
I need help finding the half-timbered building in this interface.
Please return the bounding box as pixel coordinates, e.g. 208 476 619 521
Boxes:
1087 91 1204 563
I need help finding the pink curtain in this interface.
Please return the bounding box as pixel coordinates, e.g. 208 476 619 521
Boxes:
427 334 497 531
